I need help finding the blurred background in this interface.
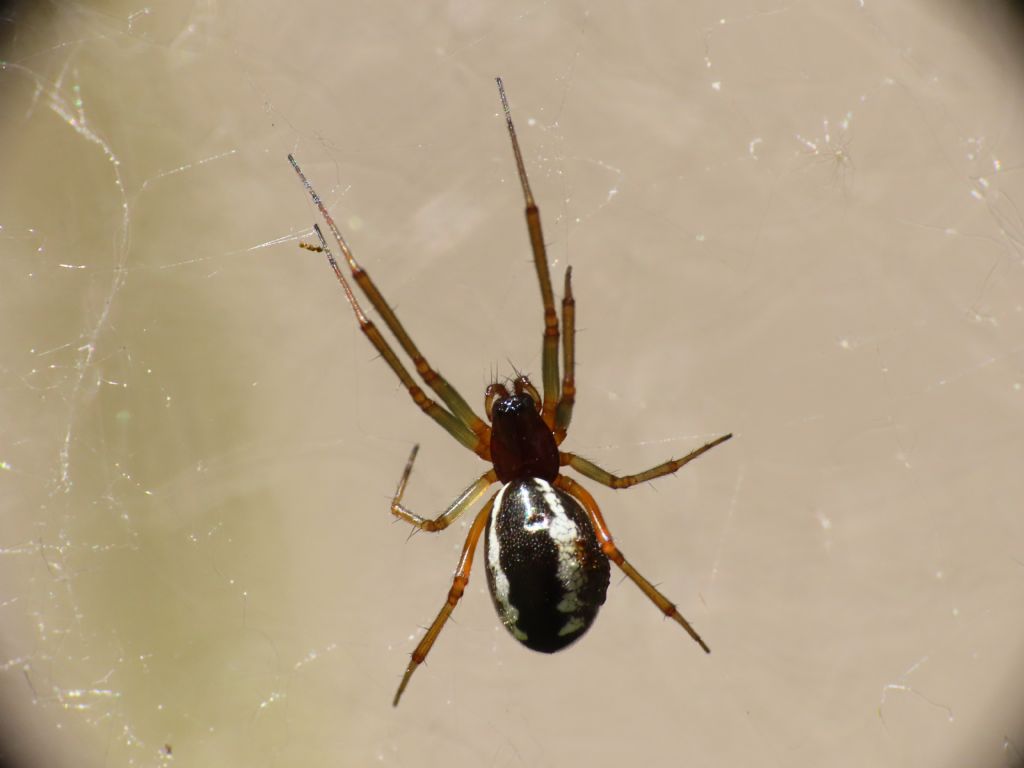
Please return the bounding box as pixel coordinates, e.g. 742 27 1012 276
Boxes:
2 1 1024 766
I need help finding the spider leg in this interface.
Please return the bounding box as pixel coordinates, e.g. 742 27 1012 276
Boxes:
563 433 732 489
391 444 496 532
496 79 561 427
554 475 710 653
295 218 483 454
289 155 490 455
554 266 575 442
393 493 495 706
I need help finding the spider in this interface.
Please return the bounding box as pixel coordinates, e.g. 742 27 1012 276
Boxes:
288 78 732 706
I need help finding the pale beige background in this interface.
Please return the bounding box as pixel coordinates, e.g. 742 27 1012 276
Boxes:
2 1 1023 766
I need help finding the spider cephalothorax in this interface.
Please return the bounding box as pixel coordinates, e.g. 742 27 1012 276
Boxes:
289 78 731 706
487 379 560 483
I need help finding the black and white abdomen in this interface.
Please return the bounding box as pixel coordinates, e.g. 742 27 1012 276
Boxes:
485 478 611 653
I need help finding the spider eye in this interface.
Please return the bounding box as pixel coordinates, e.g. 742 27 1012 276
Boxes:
513 376 542 411
485 383 510 421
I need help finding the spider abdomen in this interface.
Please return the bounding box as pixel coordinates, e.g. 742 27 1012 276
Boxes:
485 478 611 652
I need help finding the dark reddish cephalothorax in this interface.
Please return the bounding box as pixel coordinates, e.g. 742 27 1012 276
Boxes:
289 78 732 706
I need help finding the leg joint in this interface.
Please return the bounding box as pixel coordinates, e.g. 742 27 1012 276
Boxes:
448 576 468 605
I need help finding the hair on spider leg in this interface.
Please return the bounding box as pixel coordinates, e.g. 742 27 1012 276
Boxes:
290 79 731 706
